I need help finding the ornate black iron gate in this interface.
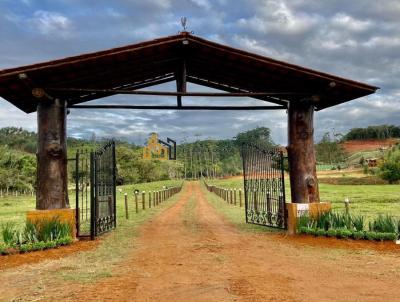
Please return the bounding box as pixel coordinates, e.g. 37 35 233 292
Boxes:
241 144 287 229
90 141 116 239
70 141 116 239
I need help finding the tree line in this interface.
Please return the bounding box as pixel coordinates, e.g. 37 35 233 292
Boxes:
0 126 274 190
344 125 400 141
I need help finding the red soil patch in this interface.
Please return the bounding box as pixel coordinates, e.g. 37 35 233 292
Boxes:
342 138 398 153
0 238 99 270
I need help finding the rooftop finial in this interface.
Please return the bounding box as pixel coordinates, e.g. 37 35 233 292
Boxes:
181 17 188 31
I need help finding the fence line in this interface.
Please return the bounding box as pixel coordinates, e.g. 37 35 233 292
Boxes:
204 182 243 208
0 189 35 198
124 184 184 218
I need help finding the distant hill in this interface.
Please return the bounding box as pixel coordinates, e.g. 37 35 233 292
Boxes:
341 138 399 154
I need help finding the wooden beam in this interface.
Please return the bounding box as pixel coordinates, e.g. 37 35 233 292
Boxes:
187 75 289 106
37 99 69 209
175 59 187 108
66 75 175 104
287 99 319 203
68 105 286 110
48 87 305 97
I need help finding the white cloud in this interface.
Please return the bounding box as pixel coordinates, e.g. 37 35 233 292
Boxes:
30 10 72 37
237 0 318 35
332 13 372 32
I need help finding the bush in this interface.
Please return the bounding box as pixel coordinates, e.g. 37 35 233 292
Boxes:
352 231 365 240
380 233 397 241
19 237 73 253
351 215 365 232
326 229 337 237
35 218 72 242
316 229 326 237
298 226 309 234
379 161 400 184
1 222 16 245
23 221 38 243
369 215 396 233
365 231 379 241
337 229 352 239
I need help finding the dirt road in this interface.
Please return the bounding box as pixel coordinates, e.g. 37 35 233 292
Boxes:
1 182 400 301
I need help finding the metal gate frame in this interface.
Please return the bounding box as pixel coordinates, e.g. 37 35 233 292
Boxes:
70 140 116 239
90 140 117 239
241 144 287 229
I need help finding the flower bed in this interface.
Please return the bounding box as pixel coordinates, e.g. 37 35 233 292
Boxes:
1 218 74 255
297 211 399 242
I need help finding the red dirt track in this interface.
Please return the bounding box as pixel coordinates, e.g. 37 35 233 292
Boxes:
1 182 400 301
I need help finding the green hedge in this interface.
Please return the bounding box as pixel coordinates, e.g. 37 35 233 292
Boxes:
297 211 400 242
298 227 397 241
0 236 73 255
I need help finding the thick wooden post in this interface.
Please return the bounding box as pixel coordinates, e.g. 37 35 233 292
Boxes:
36 99 68 209
287 100 319 203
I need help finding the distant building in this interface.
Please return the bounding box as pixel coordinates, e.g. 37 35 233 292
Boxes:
366 158 378 167
143 133 169 160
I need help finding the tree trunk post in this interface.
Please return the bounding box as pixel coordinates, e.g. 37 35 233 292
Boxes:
36 98 69 209
287 99 320 203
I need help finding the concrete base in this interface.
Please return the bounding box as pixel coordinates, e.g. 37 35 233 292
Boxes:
287 202 331 235
26 208 76 238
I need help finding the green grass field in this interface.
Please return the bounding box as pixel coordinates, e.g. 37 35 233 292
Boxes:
0 180 183 238
207 178 400 221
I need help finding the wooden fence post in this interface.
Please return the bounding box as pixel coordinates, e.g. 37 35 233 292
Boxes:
135 193 139 213
239 189 242 207
142 191 146 210
230 189 233 204
234 189 237 206
124 193 129 219
149 191 152 208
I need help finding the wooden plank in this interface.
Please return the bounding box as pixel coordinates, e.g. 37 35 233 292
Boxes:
68 105 286 110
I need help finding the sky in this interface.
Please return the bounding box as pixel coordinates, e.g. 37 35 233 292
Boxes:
0 0 399 145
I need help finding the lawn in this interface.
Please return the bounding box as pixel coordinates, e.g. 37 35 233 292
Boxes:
206 177 400 221
0 180 183 242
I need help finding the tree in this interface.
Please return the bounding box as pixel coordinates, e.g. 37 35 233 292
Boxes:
315 132 347 164
379 145 400 184
234 127 275 149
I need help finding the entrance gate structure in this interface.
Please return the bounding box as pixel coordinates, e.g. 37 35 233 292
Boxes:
0 31 378 231
70 141 116 239
241 144 286 229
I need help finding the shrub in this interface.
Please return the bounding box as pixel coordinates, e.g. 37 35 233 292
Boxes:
19 237 73 253
34 218 72 242
314 211 332 231
297 214 311 229
326 229 337 237
380 233 397 241
337 229 352 239
369 215 396 233
23 221 38 243
351 215 365 232
365 231 379 241
1 222 16 245
352 231 365 240
298 226 308 234
316 229 326 237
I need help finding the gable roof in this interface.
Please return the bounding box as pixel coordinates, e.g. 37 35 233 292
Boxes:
0 32 378 113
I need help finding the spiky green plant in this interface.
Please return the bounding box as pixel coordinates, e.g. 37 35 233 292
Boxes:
369 215 396 233
351 215 365 232
23 221 38 243
1 222 16 245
